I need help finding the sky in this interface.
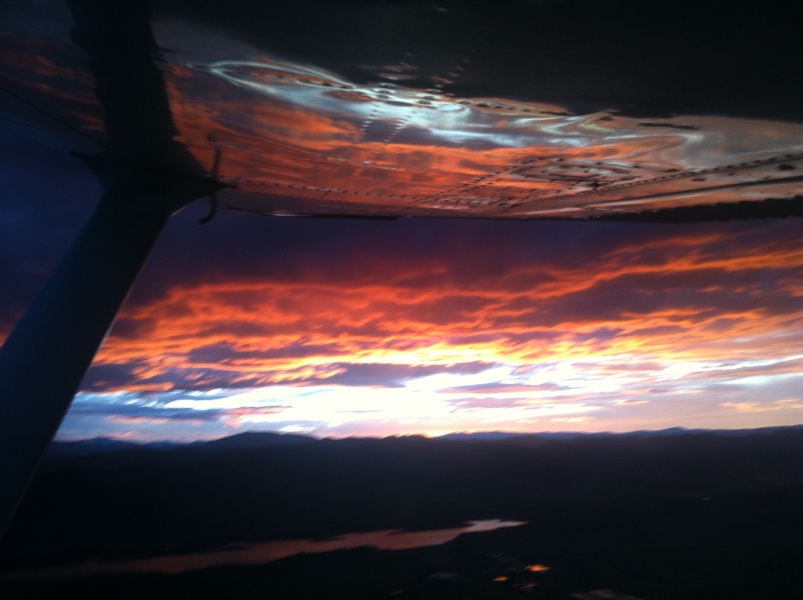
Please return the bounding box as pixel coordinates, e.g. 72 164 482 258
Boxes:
2 133 803 442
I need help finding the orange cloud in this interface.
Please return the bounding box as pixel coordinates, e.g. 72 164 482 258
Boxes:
0 33 105 134
722 400 803 413
101 415 210 432
87 221 803 398
218 407 291 428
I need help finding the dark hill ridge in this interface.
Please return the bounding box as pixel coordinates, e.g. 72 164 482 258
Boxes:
5 425 803 580
41 431 313 462
45 424 803 459
199 430 315 450
43 437 184 460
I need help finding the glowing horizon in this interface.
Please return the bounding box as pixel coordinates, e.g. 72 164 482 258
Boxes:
37 206 803 443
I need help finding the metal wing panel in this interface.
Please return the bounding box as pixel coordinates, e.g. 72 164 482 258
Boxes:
3 0 803 220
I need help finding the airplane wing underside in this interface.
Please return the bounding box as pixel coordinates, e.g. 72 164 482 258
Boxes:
2 0 803 221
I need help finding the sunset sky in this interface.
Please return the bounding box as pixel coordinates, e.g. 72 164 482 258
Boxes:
2 134 803 443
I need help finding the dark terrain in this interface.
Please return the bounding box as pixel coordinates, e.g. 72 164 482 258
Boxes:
2 427 803 598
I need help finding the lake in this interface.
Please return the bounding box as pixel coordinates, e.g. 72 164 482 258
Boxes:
7 519 527 578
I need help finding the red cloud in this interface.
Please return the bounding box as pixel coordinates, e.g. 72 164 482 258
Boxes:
86 221 803 393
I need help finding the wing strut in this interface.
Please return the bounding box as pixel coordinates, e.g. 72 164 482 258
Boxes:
0 188 183 536
0 0 226 537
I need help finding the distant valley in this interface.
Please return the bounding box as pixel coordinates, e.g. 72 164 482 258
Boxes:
3 427 803 598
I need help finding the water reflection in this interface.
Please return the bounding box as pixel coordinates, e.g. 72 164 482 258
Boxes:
7 519 526 578
3 2 803 219
161 50 803 217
